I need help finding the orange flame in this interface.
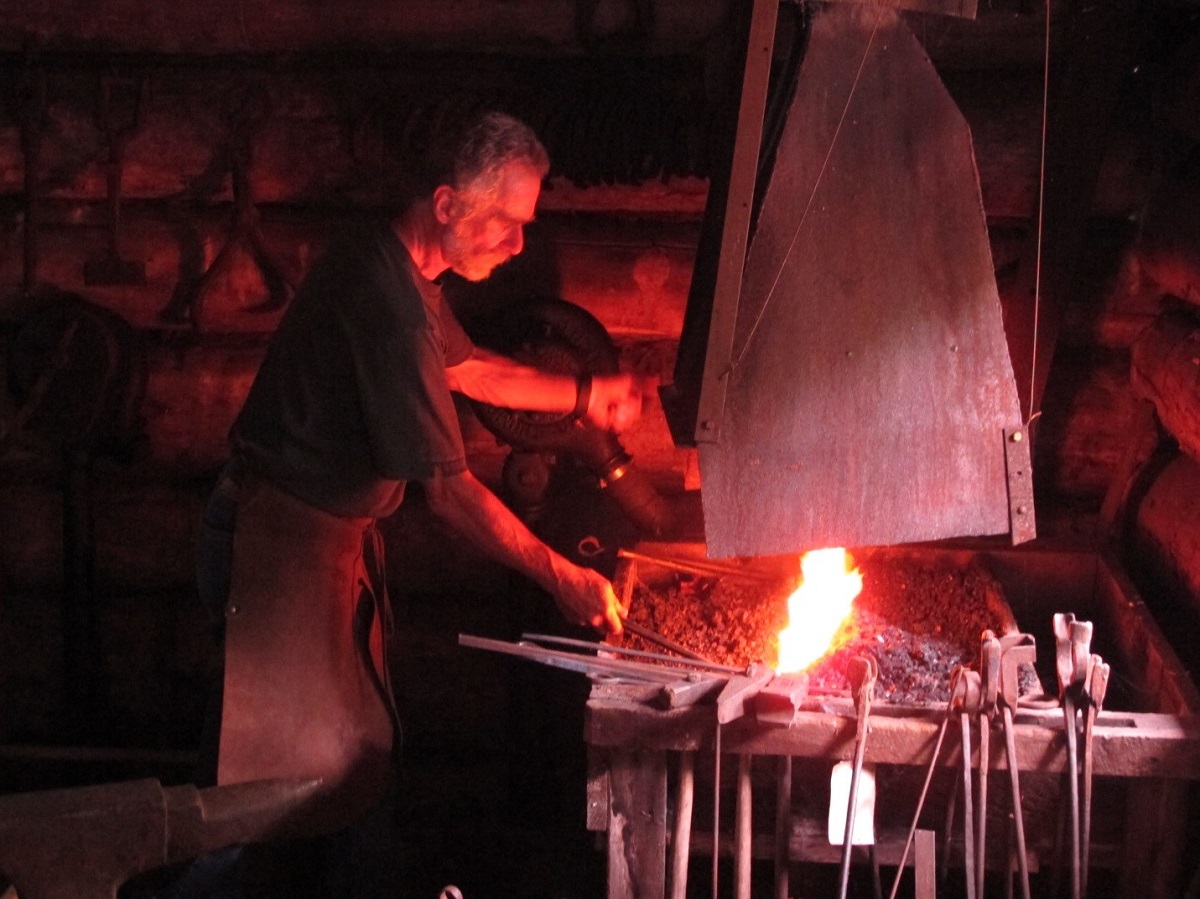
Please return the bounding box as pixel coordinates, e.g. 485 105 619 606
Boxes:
775 548 862 672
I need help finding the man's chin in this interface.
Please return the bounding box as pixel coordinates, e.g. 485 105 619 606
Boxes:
457 255 509 282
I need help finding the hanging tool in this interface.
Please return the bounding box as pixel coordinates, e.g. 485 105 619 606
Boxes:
1053 613 1093 899
949 663 983 899
1053 613 1111 899
1080 656 1109 898
998 632 1037 899
84 74 146 286
160 86 294 331
976 630 1003 899
887 667 958 899
837 655 878 899
710 662 772 899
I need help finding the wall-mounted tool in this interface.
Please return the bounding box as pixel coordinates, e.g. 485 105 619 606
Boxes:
84 75 146 286
159 85 293 331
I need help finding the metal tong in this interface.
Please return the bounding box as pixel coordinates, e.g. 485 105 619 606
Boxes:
1053 613 1111 899
837 656 879 899
889 631 1036 899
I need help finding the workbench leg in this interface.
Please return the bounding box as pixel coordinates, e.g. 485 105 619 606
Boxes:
915 829 937 899
1117 778 1189 899
607 748 668 899
670 750 695 899
735 754 752 899
774 756 792 899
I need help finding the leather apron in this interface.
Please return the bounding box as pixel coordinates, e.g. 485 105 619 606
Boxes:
217 474 396 833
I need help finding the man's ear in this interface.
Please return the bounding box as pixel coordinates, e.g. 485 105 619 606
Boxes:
432 185 457 224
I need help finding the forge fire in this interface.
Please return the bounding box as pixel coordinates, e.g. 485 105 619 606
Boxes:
621 548 1020 704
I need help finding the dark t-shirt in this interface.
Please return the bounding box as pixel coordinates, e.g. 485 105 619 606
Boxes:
231 220 474 519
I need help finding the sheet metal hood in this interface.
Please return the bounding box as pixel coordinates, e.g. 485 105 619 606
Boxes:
663 0 1033 559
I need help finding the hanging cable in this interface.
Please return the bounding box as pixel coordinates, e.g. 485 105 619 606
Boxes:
731 6 885 372
1028 0 1053 425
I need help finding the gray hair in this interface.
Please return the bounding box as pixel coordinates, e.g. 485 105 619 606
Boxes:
449 111 550 198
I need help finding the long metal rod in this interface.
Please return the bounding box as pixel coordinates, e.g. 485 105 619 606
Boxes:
1004 706 1032 899
459 634 697 684
616 548 780 583
960 712 978 899
837 739 870 899
838 662 876 899
520 632 741 674
1064 695 1082 899
887 710 952 899
1081 705 1097 897
622 619 722 665
977 715 991 899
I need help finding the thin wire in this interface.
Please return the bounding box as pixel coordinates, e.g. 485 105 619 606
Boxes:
732 6 886 372
1028 0 1053 424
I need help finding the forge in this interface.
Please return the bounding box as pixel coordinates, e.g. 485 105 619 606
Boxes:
617 547 1023 706
581 540 1200 899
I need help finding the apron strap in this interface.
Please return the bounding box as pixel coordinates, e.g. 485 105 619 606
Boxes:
354 523 404 772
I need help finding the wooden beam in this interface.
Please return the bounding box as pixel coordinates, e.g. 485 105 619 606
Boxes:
824 0 977 21
585 698 1200 779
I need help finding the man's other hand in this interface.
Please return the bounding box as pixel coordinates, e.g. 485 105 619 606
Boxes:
585 373 656 433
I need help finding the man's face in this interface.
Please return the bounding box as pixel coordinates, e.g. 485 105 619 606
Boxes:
442 161 541 282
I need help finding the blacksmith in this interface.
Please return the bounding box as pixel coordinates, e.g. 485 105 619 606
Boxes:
196 111 646 838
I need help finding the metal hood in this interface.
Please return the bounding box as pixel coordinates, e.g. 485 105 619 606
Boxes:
662 0 1033 559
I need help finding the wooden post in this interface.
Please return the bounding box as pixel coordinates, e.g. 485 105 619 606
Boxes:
775 756 792 899
608 749 669 899
669 751 695 899
915 829 937 899
1117 778 1190 899
735 754 753 899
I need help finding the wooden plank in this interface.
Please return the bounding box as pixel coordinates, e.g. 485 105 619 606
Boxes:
607 749 669 899
585 699 1200 780
698 4 1025 557
825 0 977 19
915 829 937 899
690 0 778 445
0 1 729 56
587 747 611 832
1117 779 1192 899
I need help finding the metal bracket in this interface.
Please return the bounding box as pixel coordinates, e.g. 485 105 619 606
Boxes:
692 0 778 445
1003 426 1037 545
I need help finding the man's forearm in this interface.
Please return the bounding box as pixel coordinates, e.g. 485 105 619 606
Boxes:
446 349 577 413
423 467 567 595
445 348 648 433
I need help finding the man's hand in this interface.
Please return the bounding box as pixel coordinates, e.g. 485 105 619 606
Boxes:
552 562 626 634
584 373 656 433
